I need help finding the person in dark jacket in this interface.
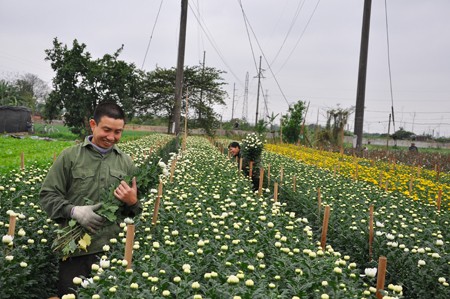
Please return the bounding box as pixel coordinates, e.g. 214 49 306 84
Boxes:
228 141 260 191
40 102 142 297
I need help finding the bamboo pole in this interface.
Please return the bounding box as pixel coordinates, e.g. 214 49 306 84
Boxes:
437 189 442 211
8 214 16 236
376 256 388 299
258 168 264 197
124 224 135 269
320 205 331 250
378 171 383 188
279 166 284 186
170 159 177 183
273 182 278 202
409 176 413 194
152 181 163 225
279 115 283 144
369 205 374 262
182 91 188 151
317 187 322 216
436 164 440 181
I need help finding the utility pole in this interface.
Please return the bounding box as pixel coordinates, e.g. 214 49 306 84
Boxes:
242 72 249 121
353 0 372 149
386 113 391 150
173 0 188 135
255 56 262 126
198 51 206 123
231 83 236 120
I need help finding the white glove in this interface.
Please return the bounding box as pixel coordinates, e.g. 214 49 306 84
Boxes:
71 203 103 232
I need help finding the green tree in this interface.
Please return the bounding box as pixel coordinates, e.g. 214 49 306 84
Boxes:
392 127 414 140
138 65 226 135
281 101 306 144
44 38 141 137
316 106 354 148
0 80 20 106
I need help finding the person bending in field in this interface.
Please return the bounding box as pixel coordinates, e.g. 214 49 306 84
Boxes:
228 141 260 191
40 101 142 297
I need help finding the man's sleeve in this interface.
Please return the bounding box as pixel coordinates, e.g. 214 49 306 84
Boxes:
39 152 73 223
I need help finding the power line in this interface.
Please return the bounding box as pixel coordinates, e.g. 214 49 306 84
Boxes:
141 0 165 70
275 0 321 74
237 0 290 107
269 0 306 67
188 1 244 87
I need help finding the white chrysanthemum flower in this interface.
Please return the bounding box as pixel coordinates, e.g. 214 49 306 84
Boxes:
364 268 377 278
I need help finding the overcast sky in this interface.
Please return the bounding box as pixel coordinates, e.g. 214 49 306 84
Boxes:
1 0 450 137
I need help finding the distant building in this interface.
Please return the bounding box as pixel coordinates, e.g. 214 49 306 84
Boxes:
0 106 32 133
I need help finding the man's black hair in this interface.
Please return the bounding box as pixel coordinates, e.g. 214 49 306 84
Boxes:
228 141 240 149
93 101 126 124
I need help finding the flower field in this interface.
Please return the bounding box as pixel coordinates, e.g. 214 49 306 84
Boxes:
260 147 449 298
1 135 448 298
266 143 450 210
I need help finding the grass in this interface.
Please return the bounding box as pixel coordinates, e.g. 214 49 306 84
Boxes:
1 124 154 174
0 135 74 174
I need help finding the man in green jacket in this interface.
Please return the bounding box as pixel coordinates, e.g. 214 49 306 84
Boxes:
40 101 142 297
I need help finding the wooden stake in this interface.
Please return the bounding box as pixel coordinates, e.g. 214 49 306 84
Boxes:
293 175 296 192
317 187 322 216
384 181 389 192
249 161 254 178
354 164 359 180
436 164 440 181
239 158 243 171
182 90 188 151
152 181 163 225
8 214 16 236
320 205 331 250
279 166 284 186
409 176 413 194
279 115 283 144
53 152 57 162
258 168 264 197
376 256 388 299
124 224 135 269
273 182 278 202
170 159 177 183
378 172 383 188
369 205 374 262
20 152 24 170
437 189 442 211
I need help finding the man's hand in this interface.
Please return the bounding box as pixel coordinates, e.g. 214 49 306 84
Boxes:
71 203 103 232
114 177 137 206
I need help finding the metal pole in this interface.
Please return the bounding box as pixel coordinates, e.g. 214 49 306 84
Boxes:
255 56 262 126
